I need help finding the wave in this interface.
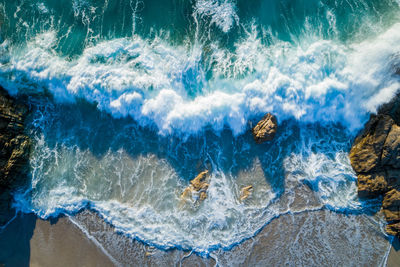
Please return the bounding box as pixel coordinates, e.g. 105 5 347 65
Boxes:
11 101 380 254
1 22 400 136
193 0 239 33
1 0 399 256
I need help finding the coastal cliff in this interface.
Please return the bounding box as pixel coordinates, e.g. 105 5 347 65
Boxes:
350 89 400 237
0 86 30 225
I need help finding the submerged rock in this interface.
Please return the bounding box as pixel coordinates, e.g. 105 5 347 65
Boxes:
252 113 278 144
0 86 31 225
180 171 210 205
240 185 253 201
350 101 400 237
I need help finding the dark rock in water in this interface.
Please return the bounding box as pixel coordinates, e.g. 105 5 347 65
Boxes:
350 103 400 237
252 113 277 144
0 86 31 225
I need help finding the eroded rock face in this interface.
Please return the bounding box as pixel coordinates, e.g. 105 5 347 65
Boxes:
357 172 387 198
350 106 400 237
0 87 31 225
349 114 393 173
382 124 400 168
383 189 400 221
387 222 400 236
252 113 278 144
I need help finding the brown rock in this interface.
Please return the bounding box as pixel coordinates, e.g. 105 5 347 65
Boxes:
349 114 393 173
199 191 207 201
383 189 400 208
190 170 209 191
383 208 400 222
383 189 400 221
180 187 192 200
240 185 253 201
350 102 400 236
357 172 387 198
252 113 278 144
381 124 400 168
386 222 400 237
180 170 210 205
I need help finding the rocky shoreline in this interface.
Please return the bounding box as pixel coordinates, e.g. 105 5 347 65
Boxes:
350 91 400 237
0 86 31 225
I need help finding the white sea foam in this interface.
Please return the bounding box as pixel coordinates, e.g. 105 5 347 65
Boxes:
193 0 239 33
1 23 399 136
10 106 371 254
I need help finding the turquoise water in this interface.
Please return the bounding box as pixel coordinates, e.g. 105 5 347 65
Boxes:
1 0 400 256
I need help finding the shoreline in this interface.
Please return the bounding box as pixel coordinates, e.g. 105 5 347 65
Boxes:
1 208 394 266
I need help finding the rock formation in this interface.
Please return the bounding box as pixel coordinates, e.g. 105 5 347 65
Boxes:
180 170 210 205
0 86 30 225
240 185 253 201
350 94 400 237
252 113 278 144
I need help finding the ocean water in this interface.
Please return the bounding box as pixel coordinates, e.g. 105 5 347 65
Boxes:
1 0 400 258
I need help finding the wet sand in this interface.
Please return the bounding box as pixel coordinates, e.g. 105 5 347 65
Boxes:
0 209 393 266
30 217 114 267
387 238 400 267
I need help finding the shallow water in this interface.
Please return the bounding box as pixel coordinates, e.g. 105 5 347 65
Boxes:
0 0 399 258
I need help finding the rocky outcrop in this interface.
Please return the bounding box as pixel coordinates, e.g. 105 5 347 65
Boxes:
349 115 394 173
180 171 210 205
350 94 400 237
240 185 253 201
252 113 278 144
0 86 30 225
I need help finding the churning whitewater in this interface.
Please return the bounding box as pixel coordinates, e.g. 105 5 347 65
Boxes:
0 0 400 255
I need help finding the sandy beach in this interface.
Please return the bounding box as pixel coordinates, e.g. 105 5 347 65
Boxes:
1 208 396 266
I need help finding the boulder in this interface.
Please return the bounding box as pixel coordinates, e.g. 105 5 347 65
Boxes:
386 222 400 236
180 171 210 205
349 114 393 173
357 172 387 198
383 189 400 208
252 113 278 144
381 124 400 168
240 185 253 201
190 170 209 192
350 112 400 237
